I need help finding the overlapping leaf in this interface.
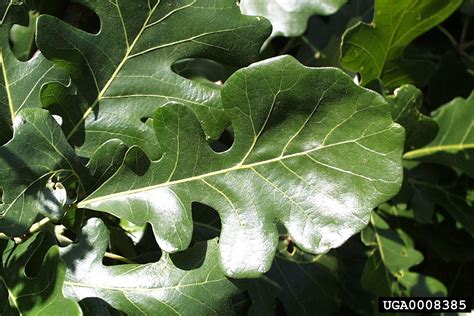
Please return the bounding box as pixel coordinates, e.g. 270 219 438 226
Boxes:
61 218 241 315
340 0 462 89
36 0 271 158
0 0 68 145
386 84 438 151
0 232 81 315
248 242 341 316
0 109 89 236
404 92 474 176
361 212 447 297
240 0 347 39
78 55 404 278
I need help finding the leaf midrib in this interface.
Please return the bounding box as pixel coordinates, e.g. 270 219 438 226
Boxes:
64 277 227 292
404 143 474 159
0 52 14 124
66 1 161 140
79 126 395 207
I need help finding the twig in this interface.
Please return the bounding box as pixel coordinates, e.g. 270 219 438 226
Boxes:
460 17 471 46
464 40 474 50
437 25 458 49
13 217 52 244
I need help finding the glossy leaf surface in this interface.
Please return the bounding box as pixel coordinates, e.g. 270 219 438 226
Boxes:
62 218 241 315
36 0 271 158
79 56 404 278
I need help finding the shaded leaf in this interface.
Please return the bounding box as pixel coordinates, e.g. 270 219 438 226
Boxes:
62 218 241 315
295 0 373 68
79 55 404 278
248 243 341 316
404 92 474 176
0 232 81 315
340 0 462 89
427 52 474 108
387 84 438 151
408 178 474 237
9 11 38 62
86 139 128 192
240 0 347 39
0 0 68 145
0 109 89 236
36 0 271 158
361 212 447 297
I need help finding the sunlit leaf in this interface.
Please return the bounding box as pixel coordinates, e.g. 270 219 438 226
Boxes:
79 55 404 278
240 0 347 39
36 0 271 158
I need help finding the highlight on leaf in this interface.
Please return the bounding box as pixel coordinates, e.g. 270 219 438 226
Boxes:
79 55 404 278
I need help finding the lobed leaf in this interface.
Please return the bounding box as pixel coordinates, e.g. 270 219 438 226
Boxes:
0 109 89 236
36 0 271 159
0 232 81 315
62 218 241 315
78 55 404 278
0 0 68 145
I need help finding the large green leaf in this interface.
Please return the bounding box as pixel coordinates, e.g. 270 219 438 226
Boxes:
0 109 89 236
36 0 271 158
61 218 241 315
240 0 347 39
404 92 474 176
78 55 404 278
361 212 447 297
386 84 438 151
0 232 81 315
340 0 462 89
0 0 68 145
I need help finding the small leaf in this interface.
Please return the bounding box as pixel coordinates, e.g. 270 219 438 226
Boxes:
79 55 404 278
340 0 462 89
404 92 474 176
0 109 89 236
387 84 438 151
361 212 447 297
0 232 81 315
240 0 347 39
61 218 241 315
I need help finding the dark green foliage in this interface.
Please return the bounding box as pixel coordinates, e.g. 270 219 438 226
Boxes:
0 0 472 314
